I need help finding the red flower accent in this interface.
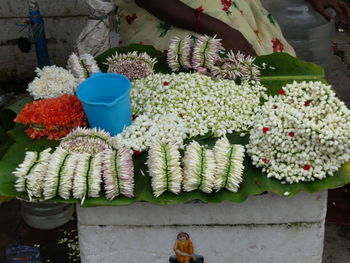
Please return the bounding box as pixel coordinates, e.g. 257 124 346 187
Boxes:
163 81 170 86
262 158 269 163
133 150 142 156
288 132 295 137
196 6 204 13
126 13 137 24
278 89 286 95
303 164 311 171
221 0 232 12
240 10 244 15
262 127 270 134
14 94 86 140
304 100 311 106
271 38 284 52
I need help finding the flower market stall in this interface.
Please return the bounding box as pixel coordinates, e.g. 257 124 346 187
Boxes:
0 36 350 262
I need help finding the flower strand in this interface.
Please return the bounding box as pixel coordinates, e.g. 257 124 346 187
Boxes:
182 141 215 193
102 148 134 199
14 94 86 140
13 148 52 200
43 147 79 200
167 35 193 71
211 51 260 81
60 127 113 154
191 35 222 70
73 152 102 204
106 51 157 80
131 73 266 138
247 81 350 183
113 113 187 152
213 137 245 192
147 143 182 197
67 53 100 83
27 66 77 100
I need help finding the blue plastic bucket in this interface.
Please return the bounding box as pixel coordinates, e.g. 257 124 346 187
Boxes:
77 73 131 135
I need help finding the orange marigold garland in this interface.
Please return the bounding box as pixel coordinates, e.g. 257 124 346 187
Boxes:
14 94 87 140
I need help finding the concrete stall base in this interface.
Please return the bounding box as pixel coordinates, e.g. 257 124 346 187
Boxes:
77 191 327 263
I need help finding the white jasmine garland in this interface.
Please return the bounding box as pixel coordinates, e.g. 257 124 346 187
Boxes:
211 51 260 81
131 72 266 138
247 81 350 184
167 35 193 71
43 147 79 200
102 148 134 199
60 127 113 154
182 141 215 193
147 143 182 197
192 35 223 70
13 148 52 200
106 51 157 80
27 66 77 100
14 151 37 193
73 152 102 203
67 53 100 83
213 137 245 192
112 113 188 152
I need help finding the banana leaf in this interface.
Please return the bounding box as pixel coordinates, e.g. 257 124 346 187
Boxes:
1 45 349 207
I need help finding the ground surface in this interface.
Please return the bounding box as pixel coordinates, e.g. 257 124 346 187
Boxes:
1 199 350 263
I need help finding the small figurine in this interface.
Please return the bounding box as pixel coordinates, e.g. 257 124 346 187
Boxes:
169 232 204 263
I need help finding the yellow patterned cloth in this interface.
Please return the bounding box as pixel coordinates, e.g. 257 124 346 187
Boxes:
115 0 295 56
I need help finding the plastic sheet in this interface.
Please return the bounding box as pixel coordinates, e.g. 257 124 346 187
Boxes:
75 0 117 56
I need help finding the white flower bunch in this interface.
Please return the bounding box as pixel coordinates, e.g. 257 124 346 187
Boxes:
166 35 260 81
113 113 188 152
247 81 350 184
102 148 134 199
191 35 223 70
14 146 135 202
73 152 102 203
213 137 245 192
106 51 157 80
211 51 260 81
167 35 193 71
60 127 113 154
147 143 182 197
67 53 100 83
182 141 216 193
27 65 77 100
131 72 266 138
13 148 52 200
43 148 79 200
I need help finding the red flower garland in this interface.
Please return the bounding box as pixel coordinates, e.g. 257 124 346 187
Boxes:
14 94 86 140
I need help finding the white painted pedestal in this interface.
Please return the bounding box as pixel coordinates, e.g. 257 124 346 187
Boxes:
77 191 327 263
